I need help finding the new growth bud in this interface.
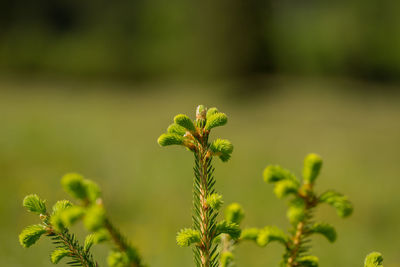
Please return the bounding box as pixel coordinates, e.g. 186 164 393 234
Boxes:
240 228 259 241
206 107 219 119
84 205 106 231
225 203 244 224
61 173 102 204
176 228 201 247
216 220 241 240
157 133 184 146
174 114 196 132
273 180 299 199
210 139 233 162
310 223 337 243
256 226 288 247
51 249 70 264
60 206 86 228
61 173 87 200
205 113 228 131
319 191 353 218
51 200 73 215
167 123 187 136
196 105 207 120
23 194 47 215
206 193 224 210
303 153 323 184
19 224 47 248
263 165 295 183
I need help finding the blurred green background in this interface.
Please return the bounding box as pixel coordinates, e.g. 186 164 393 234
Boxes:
1 1 400 266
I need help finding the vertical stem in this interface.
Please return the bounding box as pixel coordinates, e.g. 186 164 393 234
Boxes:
286 192 316 267
198 146 211 267
104 218 141 267
286 221 305 267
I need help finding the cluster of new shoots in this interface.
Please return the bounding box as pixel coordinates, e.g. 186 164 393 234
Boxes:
158 105 237 267
19 173 144 267
241 153 354 267
19 193 98 267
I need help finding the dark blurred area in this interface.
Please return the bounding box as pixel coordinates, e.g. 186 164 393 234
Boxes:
1 0 400 83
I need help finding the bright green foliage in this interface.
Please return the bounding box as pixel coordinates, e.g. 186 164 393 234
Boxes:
84 205 106 231
84 230 110 251
174 114 196 132
256 226 289 247
50 201 76 232
298 255 319 267
310 223 337 243
50 214 66 233
108 250 130 267
225 203 245 224
216 220 241 240
205 112 228 131
61 173 87 200
19 224 47 248
107 247 141 267
19 193 97 266
210 139 234 162
52 200 73 215
263 165 296 183
84 234 96 252
176 228 201 247
23 194 46 214
257 154 353 266
273 179 299 199
61 173 102 204
206 193 224 210
319 190 353 218
303 153 323 184
157 133 184 146
51 248 70 264
287 198 305 225
59 173 144 266
61 206 86 227
220 251 234 267
51 205 85 232
19 174 144 267
240 228 260 241
218 203 246 266
103 218 144 267
196 105 207 120
167 123 187 136
206 107 219 119
84 179 101 202
158 105 233 267
364 252 384 267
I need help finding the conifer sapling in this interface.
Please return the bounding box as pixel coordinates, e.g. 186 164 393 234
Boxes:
158 105 238 267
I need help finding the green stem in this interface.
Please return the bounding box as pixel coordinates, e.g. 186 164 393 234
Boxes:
192 130 219 267
198 147 211 266
286 188 317 267
104 218 142 267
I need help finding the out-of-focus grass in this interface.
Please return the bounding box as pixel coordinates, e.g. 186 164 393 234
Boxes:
1 76 400 266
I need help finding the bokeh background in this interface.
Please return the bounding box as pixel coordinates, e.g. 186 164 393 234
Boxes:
1 1 400 266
